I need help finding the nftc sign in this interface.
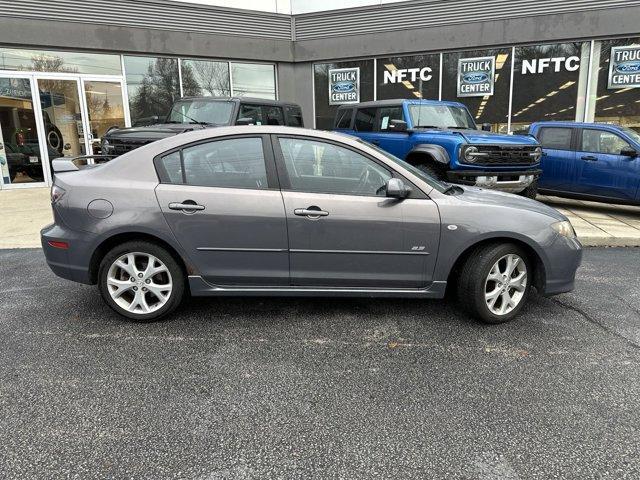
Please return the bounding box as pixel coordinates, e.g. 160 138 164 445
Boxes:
521 56 580 74
383 67 433 84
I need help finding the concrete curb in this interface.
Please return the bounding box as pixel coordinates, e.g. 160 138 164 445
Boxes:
578 237 640 248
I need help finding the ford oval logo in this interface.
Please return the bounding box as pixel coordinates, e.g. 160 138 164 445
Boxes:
332 81 355 93
463 72 489 84
615 61 640 74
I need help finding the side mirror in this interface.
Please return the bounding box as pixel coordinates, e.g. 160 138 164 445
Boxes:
620 147 638 157
388 119 408 132
236 117 256 126
385 178 411 199
481 123 492 132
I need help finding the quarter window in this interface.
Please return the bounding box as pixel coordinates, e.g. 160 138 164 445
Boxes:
278 137 392 196
178 137 268 189
377 106 404 131
354 108 377 132
581 130 631 155
158 151 183 184
538 127 573 150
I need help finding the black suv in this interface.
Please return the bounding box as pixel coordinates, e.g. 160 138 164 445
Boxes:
102 97 304 156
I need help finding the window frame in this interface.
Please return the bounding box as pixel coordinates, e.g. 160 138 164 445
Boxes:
153 134 280 191
578 128 632 155
537 126 576 152
270 134 426 199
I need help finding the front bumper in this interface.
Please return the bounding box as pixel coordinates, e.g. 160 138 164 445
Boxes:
541 235 583 296
447 169 542 193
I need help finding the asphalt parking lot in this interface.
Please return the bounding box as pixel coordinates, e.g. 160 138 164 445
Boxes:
0 248 638 479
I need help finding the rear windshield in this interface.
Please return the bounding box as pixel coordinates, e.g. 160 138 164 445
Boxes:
166 100 234 126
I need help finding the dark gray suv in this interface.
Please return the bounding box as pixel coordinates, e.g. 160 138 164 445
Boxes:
42 126 582 324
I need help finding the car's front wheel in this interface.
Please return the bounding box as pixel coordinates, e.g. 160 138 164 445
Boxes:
457 243 532 324
98 241 185 321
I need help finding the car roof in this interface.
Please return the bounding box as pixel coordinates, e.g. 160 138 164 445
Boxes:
337 99 466 109
532 121 626 129
178 96 300 107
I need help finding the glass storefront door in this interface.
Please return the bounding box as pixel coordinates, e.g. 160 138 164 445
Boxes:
81 80 126 155
37 78 88 161
0 76 46 186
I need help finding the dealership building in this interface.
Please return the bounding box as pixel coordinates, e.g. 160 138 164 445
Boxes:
1 0 640 188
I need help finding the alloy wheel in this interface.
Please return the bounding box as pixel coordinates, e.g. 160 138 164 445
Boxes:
106 252 173 314
484 254 528 316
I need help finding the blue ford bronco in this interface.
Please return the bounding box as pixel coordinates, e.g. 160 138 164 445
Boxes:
334 99 543 197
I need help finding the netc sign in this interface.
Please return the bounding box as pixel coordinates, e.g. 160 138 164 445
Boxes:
383 67 433 84
521 56 580 74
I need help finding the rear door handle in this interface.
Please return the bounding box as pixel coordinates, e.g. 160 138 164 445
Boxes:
581 155 598 162
294 208 329 218
169 202 205 212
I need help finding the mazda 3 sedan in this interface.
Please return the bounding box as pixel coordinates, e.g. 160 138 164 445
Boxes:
42 126 582 324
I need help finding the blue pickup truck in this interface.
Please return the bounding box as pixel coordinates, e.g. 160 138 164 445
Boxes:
334 99 543 197
529 122 640 205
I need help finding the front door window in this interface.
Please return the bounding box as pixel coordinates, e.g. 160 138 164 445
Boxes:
0 77 45 186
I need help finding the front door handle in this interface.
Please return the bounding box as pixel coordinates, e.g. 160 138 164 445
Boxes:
169 201 205 212
581 155 598 162
294 207 329 218
371 140 381 146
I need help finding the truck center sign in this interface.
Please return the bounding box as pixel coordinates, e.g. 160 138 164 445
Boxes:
328 67 360 105
457 56 495 97
609 46 640 89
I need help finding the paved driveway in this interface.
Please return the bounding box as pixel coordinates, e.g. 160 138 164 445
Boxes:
0 248 638 479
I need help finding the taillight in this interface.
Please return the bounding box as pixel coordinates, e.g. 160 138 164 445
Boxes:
47 241 69 250
51 185 66 204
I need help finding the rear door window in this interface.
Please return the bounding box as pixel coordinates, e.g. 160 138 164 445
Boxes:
538 127 573 150
354 108 377 132
264 106 285 125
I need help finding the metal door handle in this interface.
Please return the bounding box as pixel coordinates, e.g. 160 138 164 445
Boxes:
294 208 329 217
371 140 381 145
581 155 598 162
169 202 205 211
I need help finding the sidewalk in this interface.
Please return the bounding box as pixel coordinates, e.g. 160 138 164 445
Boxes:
1 188 639 249
538 195 640 247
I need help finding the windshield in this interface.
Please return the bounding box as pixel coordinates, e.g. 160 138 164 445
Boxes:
357 139 449 193
166 100 234 125
620 126 640 145
408 104 476 130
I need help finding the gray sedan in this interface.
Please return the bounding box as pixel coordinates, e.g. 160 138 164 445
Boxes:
41 126 582 324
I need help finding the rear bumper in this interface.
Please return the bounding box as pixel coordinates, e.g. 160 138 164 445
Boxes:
41 223 95 284
447 169 542 193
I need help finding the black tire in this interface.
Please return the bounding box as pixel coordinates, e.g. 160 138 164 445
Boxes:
26 167 44 182
8 168 17 182
414 162 447 182
98 241 185 322
519 181 538 199
457 243 532 324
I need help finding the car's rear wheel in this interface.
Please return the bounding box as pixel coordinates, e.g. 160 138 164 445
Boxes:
457 243 531 324
98 241 185 321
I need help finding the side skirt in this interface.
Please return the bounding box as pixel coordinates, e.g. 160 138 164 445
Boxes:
188 276 447 299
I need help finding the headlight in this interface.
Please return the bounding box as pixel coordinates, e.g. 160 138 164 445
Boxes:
464 145 479 163
551 220 576 238
531 146 543 162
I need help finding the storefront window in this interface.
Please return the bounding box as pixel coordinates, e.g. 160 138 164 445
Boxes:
442 48 512 132
230 63 276 99
588 37 640 132
124 56 180 126
84 81 126 150
313 60 374 129
511 42 589 133
0 77 45 185
0 48 121 75
181 59 231 97
376 53 440 101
